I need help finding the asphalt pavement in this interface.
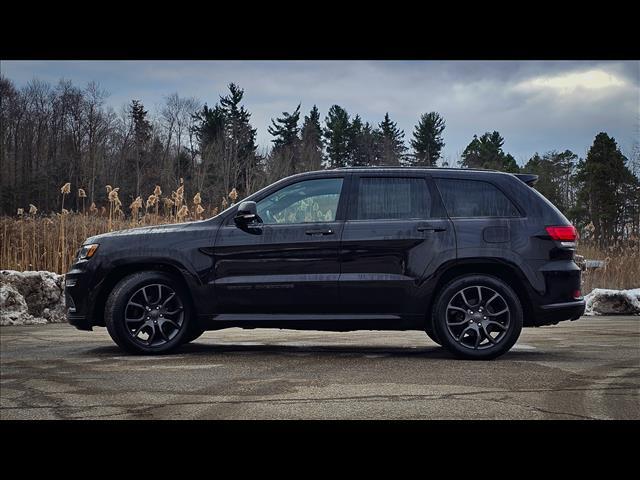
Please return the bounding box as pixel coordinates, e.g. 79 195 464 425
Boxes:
1 316 638 419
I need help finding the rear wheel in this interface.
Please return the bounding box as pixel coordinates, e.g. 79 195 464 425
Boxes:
182 327 205 344
105 271 192 354
425 325 441 346
432 274 523 360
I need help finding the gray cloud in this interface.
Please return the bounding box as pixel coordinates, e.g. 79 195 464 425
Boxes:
2 60 638 162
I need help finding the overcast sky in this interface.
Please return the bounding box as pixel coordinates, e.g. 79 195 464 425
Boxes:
2 60 638 164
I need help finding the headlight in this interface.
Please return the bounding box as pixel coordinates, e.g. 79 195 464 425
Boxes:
77 243 99 260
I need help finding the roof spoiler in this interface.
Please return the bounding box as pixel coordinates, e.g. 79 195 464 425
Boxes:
514 173 539 187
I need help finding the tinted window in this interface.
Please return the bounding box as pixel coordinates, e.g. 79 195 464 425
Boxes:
257 178 343 224
352 177 431 220
435 178 519 217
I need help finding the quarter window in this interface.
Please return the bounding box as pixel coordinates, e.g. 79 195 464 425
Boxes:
352 177 432 220
256 178 343 224
435 178 520 217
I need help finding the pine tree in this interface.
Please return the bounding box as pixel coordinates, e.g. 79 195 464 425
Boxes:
191 104 226 150
300 105 323 171
349 116 378 167
460 131 519 173
191 83 258 201
267 104 301 178
323 105 352 168
129 100 152 197
268 103 301 150
377 112 406 166
409 112 446 166
219 83 258 197
572 132 637 246
523 150 577 213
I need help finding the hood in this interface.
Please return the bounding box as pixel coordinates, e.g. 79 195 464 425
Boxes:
84 218 216 245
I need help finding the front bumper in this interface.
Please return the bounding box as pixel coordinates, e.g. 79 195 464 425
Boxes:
64 258 105 330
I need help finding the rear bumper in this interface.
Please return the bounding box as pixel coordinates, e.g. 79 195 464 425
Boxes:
534 299 585 326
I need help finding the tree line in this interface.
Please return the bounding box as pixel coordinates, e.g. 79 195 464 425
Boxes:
1 76 638 247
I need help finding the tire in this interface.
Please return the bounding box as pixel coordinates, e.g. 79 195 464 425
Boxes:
425 324 442 346
182 327 205 344
105 271 193 354
431 274 523 360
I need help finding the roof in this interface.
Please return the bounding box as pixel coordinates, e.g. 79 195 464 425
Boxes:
333 166 500 173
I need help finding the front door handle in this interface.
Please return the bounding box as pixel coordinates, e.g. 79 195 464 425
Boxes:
305 228 334 236
417 226 447 233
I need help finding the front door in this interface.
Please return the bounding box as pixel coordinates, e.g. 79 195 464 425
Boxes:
214 176 347 315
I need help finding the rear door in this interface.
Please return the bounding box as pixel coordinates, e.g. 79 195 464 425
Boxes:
339 173 455 316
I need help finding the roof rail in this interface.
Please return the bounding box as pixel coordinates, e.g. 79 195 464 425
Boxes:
333 166 499 173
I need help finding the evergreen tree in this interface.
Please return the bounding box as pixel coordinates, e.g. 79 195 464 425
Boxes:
409 112 446 166
219 83 258 197
191 104 226 150
377 112 406 166
460 131 519 173
190 83 258 202
323 105 352 168
268 103 301 150
129 100 152 197
523 150 577 213
267 104 301 179
572 132 638 246
299 105 323 171
349 116 378 167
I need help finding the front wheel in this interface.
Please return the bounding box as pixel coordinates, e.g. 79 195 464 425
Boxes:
105 271 193 354
432 275 523 360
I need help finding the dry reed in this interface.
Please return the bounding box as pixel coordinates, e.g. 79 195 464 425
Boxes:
1 182 237 275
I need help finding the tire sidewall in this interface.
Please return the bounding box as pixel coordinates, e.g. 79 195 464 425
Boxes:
105 271 193 354
432 274 523 360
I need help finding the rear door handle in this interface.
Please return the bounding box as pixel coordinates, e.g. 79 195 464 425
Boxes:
417 226 447 232
305 228 334 236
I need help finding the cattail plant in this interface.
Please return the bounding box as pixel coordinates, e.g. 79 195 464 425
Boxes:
193 192 202 219
78 188 87 214
59 182 71 273
107 186 121 232
229 187 238 205
176 204 189 221
163 197 175 219
153 185 162 219
130 196 143 225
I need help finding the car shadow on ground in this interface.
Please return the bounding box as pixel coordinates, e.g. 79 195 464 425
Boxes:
82 342 548 361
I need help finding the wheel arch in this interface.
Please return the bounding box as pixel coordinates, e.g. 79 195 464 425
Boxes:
426 259 535 328
91 262 197 327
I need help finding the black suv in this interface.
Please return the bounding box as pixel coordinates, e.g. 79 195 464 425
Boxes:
66 167 585 359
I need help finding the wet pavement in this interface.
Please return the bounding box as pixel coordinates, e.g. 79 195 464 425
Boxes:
1 316 638 419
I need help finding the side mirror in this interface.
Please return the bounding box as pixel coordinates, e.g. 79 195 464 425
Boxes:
234 201 260 224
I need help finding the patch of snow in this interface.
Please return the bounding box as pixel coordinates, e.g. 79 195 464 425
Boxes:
0 270 66 325
584 288 640 316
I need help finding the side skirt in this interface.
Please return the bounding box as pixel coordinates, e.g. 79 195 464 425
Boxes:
197 313 425 332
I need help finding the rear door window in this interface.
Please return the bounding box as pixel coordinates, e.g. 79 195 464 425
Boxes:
435 178 520 218
351 177 432 220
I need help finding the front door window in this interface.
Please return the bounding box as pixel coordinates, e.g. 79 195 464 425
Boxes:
256 178 343 225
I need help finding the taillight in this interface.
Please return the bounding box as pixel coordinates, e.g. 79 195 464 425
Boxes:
545 225 578 242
